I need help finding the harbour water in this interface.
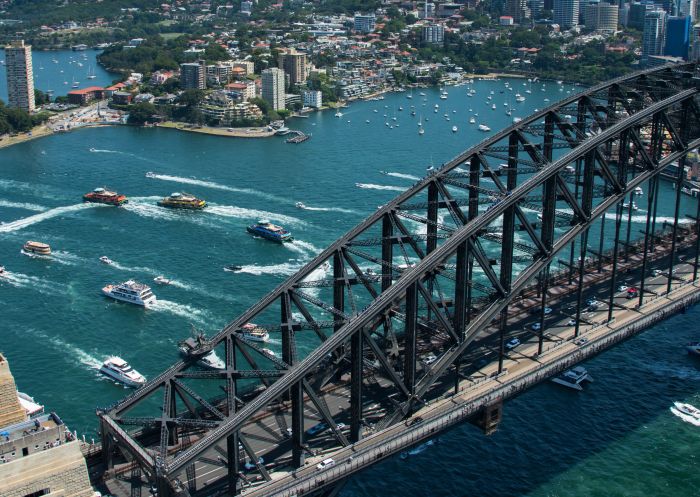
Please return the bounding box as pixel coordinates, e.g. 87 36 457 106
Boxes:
0 48 118 101
0 75 699 496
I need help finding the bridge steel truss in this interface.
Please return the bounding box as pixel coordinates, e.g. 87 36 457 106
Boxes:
99 63 700 495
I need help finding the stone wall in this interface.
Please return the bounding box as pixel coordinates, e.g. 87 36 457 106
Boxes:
0 354 27 428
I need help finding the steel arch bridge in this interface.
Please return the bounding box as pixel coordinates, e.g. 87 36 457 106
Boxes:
99 63 700 496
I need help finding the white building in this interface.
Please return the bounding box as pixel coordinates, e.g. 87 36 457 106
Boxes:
554 0 580 29
584 2 619 33
262 67 286 111
354 13 376 33
421 24 445 45
303 90 322 109
5 40 35 112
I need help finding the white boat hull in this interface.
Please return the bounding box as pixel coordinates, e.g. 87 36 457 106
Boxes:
99 366 145 387
102 288 156 306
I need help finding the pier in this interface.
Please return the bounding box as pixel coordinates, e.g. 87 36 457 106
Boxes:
286 131 311 144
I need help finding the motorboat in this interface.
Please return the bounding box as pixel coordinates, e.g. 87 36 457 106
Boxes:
551 366 592 391
178 336 225 370
634 186 644 195
622 201 638 211
686 341 700 356
22 241 51 256
469 117 476 124
673 401 700 419
295 202 306 209
158 192 206 210
99 256 113 265
237 323 270 342
99 357 146 387
452 126 458 133
224 265 243 272
153 275 171 285
418 127 425 135
334 110 343 118
478 124 491 132
247 220 293 243
0 265 4 275
102 280 156 306
83 187 128 206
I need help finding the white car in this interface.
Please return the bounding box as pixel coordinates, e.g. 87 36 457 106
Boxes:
422 354 437 365
617 285 628 292
317 458 336 470
567 318 577 326
531 322 542 332
505 337 521 349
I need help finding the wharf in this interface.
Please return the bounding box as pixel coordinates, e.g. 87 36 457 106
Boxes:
158 121 275 139
285 131 311 144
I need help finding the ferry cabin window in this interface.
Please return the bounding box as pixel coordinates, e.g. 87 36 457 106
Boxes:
24 489 50 497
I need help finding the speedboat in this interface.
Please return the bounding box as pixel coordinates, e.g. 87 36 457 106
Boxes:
102 280 156 306
469 117 476 124
247 220 293 243
224 265 243 272
478 124 491 132
634 186 644 195
295 201 306 209
99 357 146 387
153 275 171 285
99 256 113 265
83 187 128 206
178 337 225 370
237 323 270 342
551 366 592 391
686 341 700 356
673 401 700 419
22 241 51 256
622 201 638 211
334 110 343 118
158 192 206 210
452 125 458 133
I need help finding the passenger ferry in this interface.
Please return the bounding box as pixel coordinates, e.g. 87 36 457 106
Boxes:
83 187 128 206
237 323 270 342
247 220 293 243
157 192 206 210
22 241 51 255
102 280 156 306
99 357 146 387
178 337 225 370
551 366 592 391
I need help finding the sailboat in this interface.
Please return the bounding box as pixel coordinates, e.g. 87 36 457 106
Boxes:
87 65 97 80
418 115 424 135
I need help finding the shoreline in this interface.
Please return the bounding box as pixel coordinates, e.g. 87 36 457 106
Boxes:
0 125 54 149
158 121 276 138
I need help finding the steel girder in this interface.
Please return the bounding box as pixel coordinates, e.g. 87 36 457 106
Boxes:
99 63 700 492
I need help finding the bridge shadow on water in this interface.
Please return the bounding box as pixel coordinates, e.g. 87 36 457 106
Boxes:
342 308 700 497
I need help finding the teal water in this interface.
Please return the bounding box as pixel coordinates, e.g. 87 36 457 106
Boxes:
0 48 119 101
0 79 698 496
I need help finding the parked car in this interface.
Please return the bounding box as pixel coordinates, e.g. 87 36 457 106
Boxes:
505 337 521 349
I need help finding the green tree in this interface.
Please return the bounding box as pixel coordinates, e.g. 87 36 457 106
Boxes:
127 102 158 125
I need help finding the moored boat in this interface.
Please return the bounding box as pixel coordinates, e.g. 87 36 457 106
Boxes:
102 280 156 306
551 366 592 391
99 357 146 387
158 192 206 210
83 187 128 206
237 323 270 342
247 220 293 243
22 241 51 255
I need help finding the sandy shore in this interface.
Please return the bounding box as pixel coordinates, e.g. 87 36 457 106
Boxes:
158 121 275 138
0 125 54 149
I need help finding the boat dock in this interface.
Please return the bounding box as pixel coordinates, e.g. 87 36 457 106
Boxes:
286 130 311 144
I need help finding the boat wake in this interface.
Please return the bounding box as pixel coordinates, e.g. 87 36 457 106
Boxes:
670 406 700 426
109 260 159 275
48 336 103 370
0 271 68 295
51 250 89 266
123 199 211 227
0 199 47 212
355 183 405 192
151 299 210 324
285 240 322 257
145 172 290 204
299 204 360 214
89 148 164 165
207 204 306 226
0 203 98 233
603 212 691 224
383 172 420 181
236 262 302 276
167 279 238 303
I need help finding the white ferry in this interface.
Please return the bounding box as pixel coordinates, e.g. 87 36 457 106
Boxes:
551 366 592 391
237 323 270 342
102 280 156 306
100 357 146 387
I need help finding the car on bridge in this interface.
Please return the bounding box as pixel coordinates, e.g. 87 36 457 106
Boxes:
618 285 629 292
531 322 542 332
317 458 336 470
422 354 438 365
307 422 329 436
567 318 577 326
530 306 553 315
627 287 638 299
505 337 521 350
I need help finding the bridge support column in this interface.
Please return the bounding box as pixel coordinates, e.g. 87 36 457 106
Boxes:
291 381 305 468
100 417 114 470
608 203 624 322
403 282 418 399
470 399 503 435
639 175 658 307
350 330 363 443
227 432 241 494
668 153 686 294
